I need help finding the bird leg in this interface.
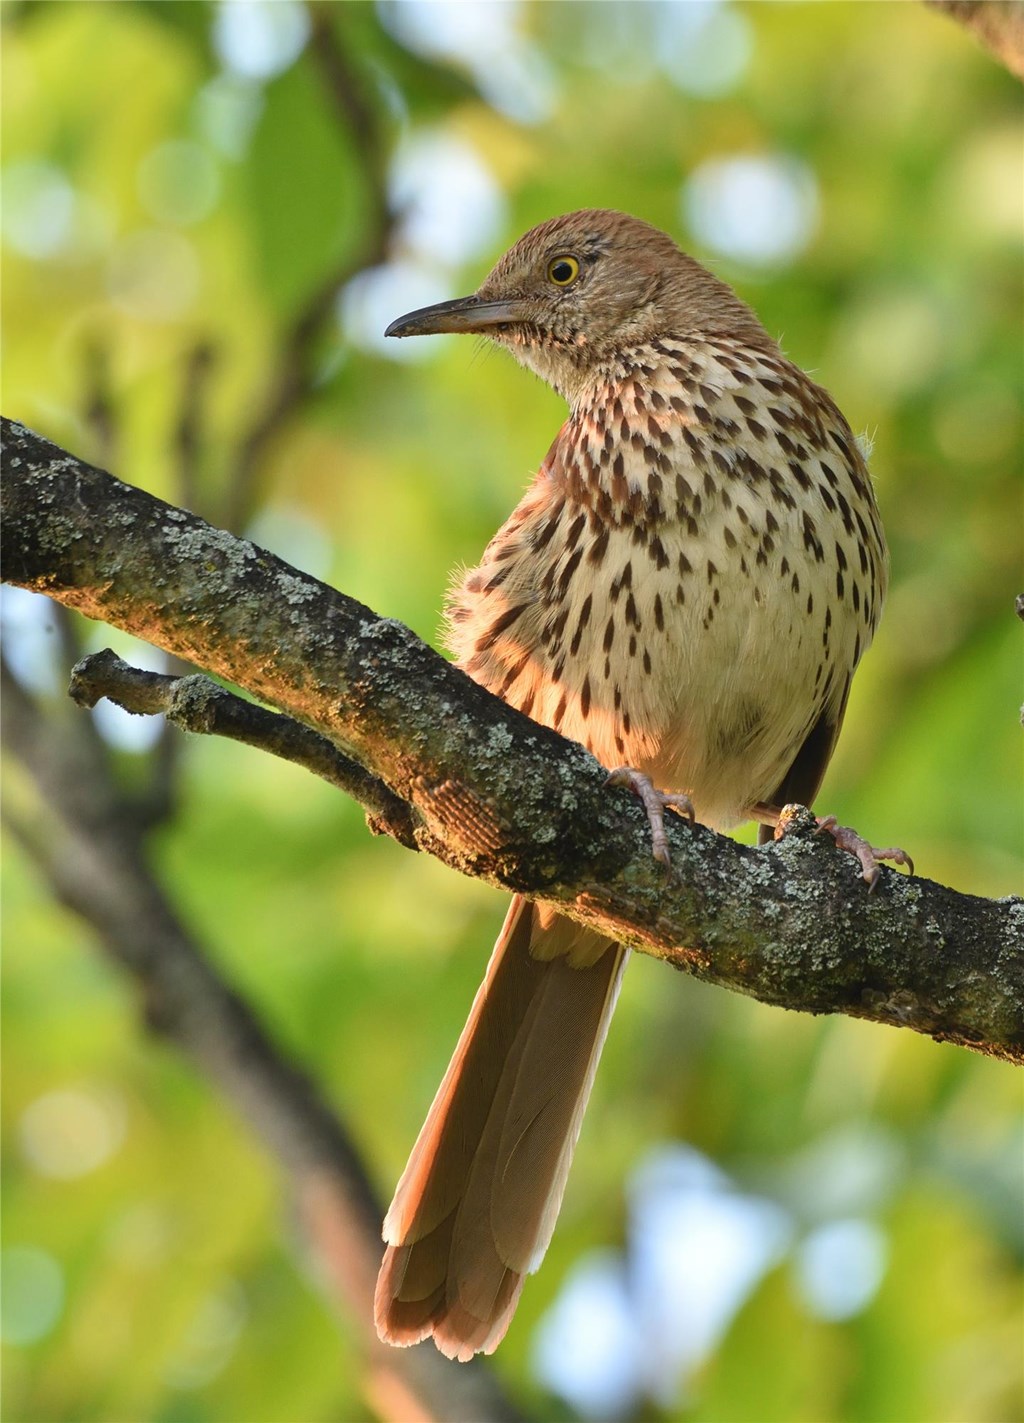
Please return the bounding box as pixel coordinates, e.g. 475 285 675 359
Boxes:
766 803 914 890
605 767 695 867
814 815 914 891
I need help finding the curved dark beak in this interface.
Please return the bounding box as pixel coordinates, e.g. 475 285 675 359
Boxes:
385 294 526 339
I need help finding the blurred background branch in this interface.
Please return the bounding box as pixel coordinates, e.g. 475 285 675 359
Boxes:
222 5 397 532
0 652 521 1423
1 6 521 1418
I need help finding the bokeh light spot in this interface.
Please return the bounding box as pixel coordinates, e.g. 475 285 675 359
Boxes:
390 131 506 267
933 382 1022 466
796 1218 888 1320
246 505 334 580
0 1247 64 1346
683 154 819 267
163 1279 248 1389
194 74 265 160
341 261 454 361
629 1145 793 1402
137 141 221 227
213 0 310 80
379 0 556 122
658 1 752 98
534 1146 794 1415
90 699 167 753
20 1086 127 1180
775 1122 904 1222
833 286 947 398
1 159 75 258
531 1251 641 1420
106 230 201 320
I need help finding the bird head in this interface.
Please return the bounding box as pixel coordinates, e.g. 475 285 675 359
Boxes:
385 209 769 404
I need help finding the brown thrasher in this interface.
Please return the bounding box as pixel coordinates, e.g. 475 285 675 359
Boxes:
374 210 907 1361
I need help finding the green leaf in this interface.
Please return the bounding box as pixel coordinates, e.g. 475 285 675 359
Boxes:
244 60 358 317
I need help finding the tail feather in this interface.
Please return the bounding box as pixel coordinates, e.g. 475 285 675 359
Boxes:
375 895 626 1359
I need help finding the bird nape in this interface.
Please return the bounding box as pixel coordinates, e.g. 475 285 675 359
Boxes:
374 208 909 1362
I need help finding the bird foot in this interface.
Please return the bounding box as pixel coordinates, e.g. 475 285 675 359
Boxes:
814 814 914 891
606 767 695 866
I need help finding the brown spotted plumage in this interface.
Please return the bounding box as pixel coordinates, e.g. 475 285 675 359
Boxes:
375 210 904 1362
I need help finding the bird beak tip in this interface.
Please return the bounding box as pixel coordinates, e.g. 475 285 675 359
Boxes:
385 295 524 340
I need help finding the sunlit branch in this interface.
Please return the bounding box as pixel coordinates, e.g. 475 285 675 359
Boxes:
4 417 1022 1063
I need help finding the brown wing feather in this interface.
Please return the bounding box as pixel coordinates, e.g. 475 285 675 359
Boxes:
756 697 847 845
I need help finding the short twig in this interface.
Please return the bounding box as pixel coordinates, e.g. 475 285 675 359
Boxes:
69 649 419 848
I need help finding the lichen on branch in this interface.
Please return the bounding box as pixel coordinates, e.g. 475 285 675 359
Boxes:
3 416 1022 1062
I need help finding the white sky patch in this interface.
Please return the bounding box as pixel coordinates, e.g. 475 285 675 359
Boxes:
340 259 454 361
795 1218 888 1320
531 1251 642 1420
533 1145 794 1416
390 130 506 268
0 586 63 696
379 0 556 123
656 0 753 98
212 0 310 80
683 154 820 268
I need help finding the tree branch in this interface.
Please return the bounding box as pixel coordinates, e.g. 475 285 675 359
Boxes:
67 648 419 847
3 416 1022 1062
1 616 521 1423
925 0 1024 78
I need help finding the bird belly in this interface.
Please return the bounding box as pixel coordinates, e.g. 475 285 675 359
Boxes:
447 343 883 832
449 514 852 833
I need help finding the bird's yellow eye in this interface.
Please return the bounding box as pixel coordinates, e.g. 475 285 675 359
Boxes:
547 255 580 287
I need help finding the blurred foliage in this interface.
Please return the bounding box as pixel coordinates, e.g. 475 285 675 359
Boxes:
2 2 1022 1421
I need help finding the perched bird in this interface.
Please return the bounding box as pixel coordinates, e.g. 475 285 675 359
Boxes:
375 209 907 1361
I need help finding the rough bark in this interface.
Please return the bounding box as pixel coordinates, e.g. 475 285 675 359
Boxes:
3 416 1022 1063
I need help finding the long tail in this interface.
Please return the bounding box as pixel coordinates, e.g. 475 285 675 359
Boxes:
374 895 627 1361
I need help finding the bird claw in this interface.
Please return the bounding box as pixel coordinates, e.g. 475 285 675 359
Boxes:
815 814 914 891
606 766 695 866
